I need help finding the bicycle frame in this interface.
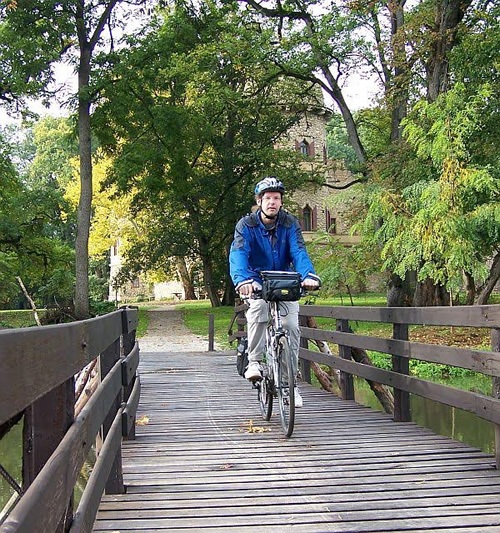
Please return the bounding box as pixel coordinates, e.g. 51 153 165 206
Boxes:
265 301 287 382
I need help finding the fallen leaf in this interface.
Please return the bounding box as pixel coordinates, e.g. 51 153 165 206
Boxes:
241 419 271 433
136 415 150 426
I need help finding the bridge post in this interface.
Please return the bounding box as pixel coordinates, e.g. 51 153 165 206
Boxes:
98 337 125 494
22 378 75 532
337 319 354 400
208 314 215 351
492 328 500 469
121 306 138 441
392 323 411 422
299 315 311 384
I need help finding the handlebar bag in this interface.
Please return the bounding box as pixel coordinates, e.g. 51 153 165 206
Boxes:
261 271 301 302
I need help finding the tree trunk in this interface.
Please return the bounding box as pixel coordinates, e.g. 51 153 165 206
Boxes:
413 278 450 306
320 65 366 165
73 0 120 319
387 273 405 306
426 0 473 101
350 344 394 415
200 254 221 307
74 45 92 319
464 271 476 305
387 1 409 142
222 274 237 306
176 257 197 300
311 361 338 393
475 252 500 305
16 276 41 326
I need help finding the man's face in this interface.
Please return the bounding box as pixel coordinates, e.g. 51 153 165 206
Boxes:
258 191 282 218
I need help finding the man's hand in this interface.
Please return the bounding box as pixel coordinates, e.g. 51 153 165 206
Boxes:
302 277 320 291
237 280 262 297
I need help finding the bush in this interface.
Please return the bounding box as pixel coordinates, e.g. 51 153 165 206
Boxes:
90 300 117 316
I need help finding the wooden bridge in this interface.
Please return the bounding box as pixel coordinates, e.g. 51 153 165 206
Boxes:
1 304 500 531
93 348 500 532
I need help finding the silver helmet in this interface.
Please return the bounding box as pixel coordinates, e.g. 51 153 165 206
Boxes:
254 176 285 196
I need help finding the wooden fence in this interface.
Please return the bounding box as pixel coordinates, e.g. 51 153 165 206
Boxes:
229 302 500 467
0 307 140 533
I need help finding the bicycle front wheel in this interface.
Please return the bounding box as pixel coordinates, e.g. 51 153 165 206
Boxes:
258 372 273 421
277 335 295 437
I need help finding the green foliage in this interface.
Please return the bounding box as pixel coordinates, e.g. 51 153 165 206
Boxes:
0 121 76 307
355 83 499 297
0 0 70 108
23 116 78 189
310 232 380 297
326 113 358 171
89 299 116 316
93 1 321 302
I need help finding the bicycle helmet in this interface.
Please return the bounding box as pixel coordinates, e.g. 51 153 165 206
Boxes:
254 176 285 197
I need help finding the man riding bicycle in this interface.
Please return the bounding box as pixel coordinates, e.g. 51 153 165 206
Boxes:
229 177 321 407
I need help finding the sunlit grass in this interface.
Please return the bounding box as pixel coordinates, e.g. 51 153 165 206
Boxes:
136 307 150 338
0 309 45 328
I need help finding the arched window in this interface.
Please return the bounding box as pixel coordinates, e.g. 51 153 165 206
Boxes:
299 139 309 156
302 205 312 231
326 210 337 234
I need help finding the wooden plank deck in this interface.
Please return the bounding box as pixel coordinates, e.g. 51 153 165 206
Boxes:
94 349 500 532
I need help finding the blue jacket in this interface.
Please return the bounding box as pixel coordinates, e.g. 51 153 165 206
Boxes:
229 209 319 288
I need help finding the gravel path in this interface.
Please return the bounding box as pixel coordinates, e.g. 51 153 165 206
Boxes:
138 305 220 352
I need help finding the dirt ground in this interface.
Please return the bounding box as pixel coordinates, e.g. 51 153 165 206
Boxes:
137 305 220 352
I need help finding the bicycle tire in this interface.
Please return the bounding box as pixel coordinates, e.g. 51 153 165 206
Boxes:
277 335 295 437
258 371 273 421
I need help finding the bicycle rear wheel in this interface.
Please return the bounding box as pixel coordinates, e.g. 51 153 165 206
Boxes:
258 372 273 421
276 335 295 437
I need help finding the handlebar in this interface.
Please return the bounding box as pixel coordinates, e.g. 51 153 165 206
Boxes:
239 286 319 301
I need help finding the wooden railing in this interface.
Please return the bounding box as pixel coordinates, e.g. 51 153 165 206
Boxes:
0 307 140 533
229 302 500 467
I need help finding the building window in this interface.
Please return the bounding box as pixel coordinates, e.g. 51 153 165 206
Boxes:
132 278 140 289
299 139 309 156
326 210 336 234
302 205 312 231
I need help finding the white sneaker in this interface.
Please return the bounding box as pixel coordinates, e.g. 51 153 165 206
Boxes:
295 387 303 408
244 362 262 381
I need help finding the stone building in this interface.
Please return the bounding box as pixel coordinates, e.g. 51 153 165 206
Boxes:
281 109 359 246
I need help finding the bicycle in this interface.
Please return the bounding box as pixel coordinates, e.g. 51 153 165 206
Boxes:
245 270 306 438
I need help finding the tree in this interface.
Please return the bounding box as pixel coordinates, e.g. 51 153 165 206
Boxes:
94 1 321 305
239 0 498 305
0 126 75 307
356 83 499 304
1 0 149 318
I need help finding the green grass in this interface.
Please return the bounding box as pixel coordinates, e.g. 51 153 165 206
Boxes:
177 302 236 349
0 309 46 328
136 307 150 338
311 293 386 306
